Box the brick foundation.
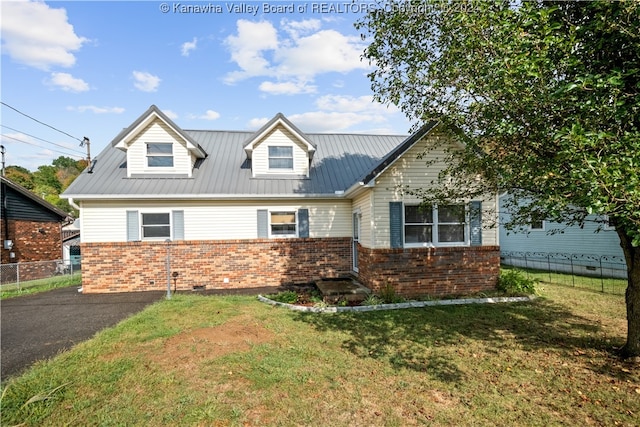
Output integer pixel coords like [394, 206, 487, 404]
[80, 238, 352, 293]
[357, 245, 500, 297]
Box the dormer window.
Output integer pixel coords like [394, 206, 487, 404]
[147, 143, 173, 167]
[268, 146, 293, 170]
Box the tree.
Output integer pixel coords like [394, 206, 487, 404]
[358, 0, 640, 358]
[5, 166, 34, 190]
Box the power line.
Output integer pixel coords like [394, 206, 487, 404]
[0, 134, 85, 159]
[1, 101, 84, 143]
[1, 125, 86, 156]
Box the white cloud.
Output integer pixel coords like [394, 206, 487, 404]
[288, 111, 379, 133]
[181, 37, 197, 57]
[1, 0, 87, 70]
[67, 105, 125, 114]
[132, 71, 161, 92]
[200, 110, 220, 120]
[247, 117, 269, 129]
[315, 95, 398, 114]
[49, 72, 89, 92]
[280, 18, 321, 38]
[224, 19, 368, 94]
[193, 110, 221, 120]
[246, 94, 401, 133]
[223, 20, 278, 83]
[259, 80, 316, 95]
[274, 30, 367, 79]
[162, 110, 178, 120]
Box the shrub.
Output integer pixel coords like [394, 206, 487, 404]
[361, 294, 384, 306]
[268, 291, 298, 304]
[497, 269, 537, 295]
[378, 284, 405, 304]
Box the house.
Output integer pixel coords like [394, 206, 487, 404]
[62, 105, 500, 295]
[499, 194, 625, 278]
[1, 176, 70, 280]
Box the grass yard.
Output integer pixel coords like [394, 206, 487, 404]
[1, 284, 639, 426]
[0, 273, 82, 299]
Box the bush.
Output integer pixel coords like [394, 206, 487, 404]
[378, 284, 405, 304]
[497, 269, 537, 295]
[268, 291, 298, 304]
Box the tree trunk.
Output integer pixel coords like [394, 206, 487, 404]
[617, 227, 640, 359]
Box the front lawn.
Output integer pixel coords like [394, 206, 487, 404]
[1, 284, 638, 426]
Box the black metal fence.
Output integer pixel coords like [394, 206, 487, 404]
[500, 251, 627, 295]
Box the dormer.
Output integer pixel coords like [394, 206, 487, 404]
[243, 113, 316, 178]
[111, 105, 207, 178]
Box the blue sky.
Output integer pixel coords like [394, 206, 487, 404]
[1, 0, 412, 171]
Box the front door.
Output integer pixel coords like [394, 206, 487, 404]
[352, 212, 360, 272]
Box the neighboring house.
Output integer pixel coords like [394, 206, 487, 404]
[1, 176, 70, 280]
[499, 194, 625, 277]
[62, 105, 500, 295]
[62, 220, 81, 270]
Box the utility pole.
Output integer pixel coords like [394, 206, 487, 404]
[80, 137, 91, 163]
[1, 145, 5, 176]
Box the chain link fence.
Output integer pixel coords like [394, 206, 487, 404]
[501, 251, 627, 295]
[0, 259, 81, 291]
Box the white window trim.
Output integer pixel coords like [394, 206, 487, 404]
[267, 145, 294, 171]
[140, 210, 173, 241]
[403, 203, 470, 248]
[528, 219, 546, 232]
[269, 209, 298, 238]
[146, 142, 174, 169]
[603, 215, 616, 231]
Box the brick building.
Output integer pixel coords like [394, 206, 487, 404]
[1, 176, 70, 267]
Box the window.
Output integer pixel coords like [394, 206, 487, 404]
[404, 204, 466, 246]
[404, 205, 433, 244]
[141, 213, 171, 239]
[529, 219, 545, 231]
[270, 211, 296, 236]
[437, 205, 466, 243]
[268, 146, 293, 169]
[147, 143, 173, 167]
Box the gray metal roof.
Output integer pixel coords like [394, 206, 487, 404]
[63, 121, 435, 199]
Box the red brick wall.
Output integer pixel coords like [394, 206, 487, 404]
[357, 245, 500, 297]
[80, 238, 352, 293]
[0, 219, 62, 264]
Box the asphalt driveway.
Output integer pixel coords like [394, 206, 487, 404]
[1, 287, 164, 379]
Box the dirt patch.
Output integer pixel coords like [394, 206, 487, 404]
[149, 315, 274, 370]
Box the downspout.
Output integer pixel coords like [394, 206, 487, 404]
[68, 198, 81, 211]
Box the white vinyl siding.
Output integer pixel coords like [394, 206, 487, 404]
[251, 127, 309, 177]
[79, 199, 352, 243]
[352, 190, 373, 248]
[125, 120, 195, 176]
[371, 132, 498, 248]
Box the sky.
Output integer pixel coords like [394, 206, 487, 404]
[0, 0, 413, 171]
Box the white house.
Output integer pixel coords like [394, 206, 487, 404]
[62, 105, 500, 295]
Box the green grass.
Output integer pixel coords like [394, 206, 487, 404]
[502, 265, 627, 295]
[1, 286, 638, 426]
[0, 273, 81, 299]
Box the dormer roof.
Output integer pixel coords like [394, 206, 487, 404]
[242, 113, 316, 160]
[111, 105, 207, 159]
